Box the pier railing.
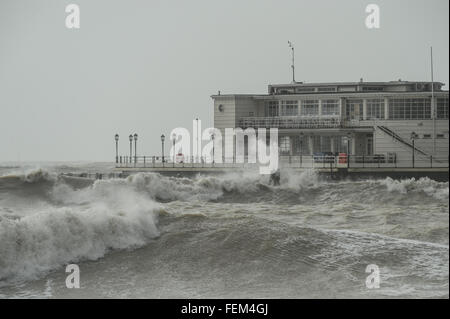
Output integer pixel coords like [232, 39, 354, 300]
[115, 155, 449, 169]
[239, 116, 345, 129]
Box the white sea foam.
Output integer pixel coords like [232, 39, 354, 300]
[377, 177, 449, 200]
[0, 176, 161, 283]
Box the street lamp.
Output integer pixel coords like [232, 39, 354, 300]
[211, 132, 215, 165]
[172, 133, 176, 167]
[410, 132, 418, 168]
[115, 134, 119, 164]
[134, 133, 138, 166]
[129, 134, 133, 164]
[161, 134, 165, 167]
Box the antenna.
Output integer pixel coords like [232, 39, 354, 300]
[288, 41, 295, 83]
[431, 46, 436, 155]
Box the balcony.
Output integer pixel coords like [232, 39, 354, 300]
[239, 116, 348, 129]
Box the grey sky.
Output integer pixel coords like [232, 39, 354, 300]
[0, 0, 448, 162]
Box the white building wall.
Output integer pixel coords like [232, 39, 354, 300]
[363, 119, 449, 163]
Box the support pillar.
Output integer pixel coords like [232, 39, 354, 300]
[384, 97, 389, 120]
[363, 99, 367, 120]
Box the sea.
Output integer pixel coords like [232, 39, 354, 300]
[0, 162, 448, 298]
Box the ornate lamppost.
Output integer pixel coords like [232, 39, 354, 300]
[115, 134, 119, 164]
[161, 134, 165, 167]
[129, 134, 133, 164]
[133, 133, 138, 166]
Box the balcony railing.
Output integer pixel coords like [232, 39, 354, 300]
[239, 116, 353, 129]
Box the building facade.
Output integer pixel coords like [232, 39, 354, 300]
[212, 80, 449, 164]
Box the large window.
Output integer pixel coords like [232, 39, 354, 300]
[346, 99, 363, 120]
[279, 136, 290, 155]
[389, 98, 431, 120]
[292, 135, 309, 155]
[266, 101, 279, 117]
[366, 99, 384, 120]
[322, 99, 339, 116]
[280, 100, 298, 116]
[333, 136, 346, 153]
[437, 97, 449, 119]
[301, 100, 319, 116]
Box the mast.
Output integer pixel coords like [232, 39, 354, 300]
[431, 46, 436, 155]
[288, 41, 295, 83]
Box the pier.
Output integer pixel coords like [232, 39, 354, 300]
[111, 155, 449, 181]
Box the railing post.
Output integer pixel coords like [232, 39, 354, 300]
[362, 155, 365, 168]
[430, 156, 433, 168]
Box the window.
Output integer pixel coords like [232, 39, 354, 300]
[266, 101, 279, 117]
[321, 136, 332, 152]
[301, 100, 319, 116]
[331, 136, 345, 153]
[338, 86, 356, 92]
[423, 134, 431, 139]
[389, 98, 431, 120]
[280, 100, 298, 116]
[296, 87, 315, 93]
[436, 134, 445, 139]
[312, 136, 321, 152]
[362, 87, 384, 92]
[317, 87, 336, 92]
[437, 97, 449, 119]
[292, 135, 308, 155]
[346, 99, 363, 120]
[322, 99, 339, 116]
[366, 99, 384, 119]
[279, 136, 290, 154]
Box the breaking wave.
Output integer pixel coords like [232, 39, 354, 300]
[0, 169, 161, 284]
[0, 167, 448, 297]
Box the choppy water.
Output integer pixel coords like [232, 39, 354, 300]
[0, 163, 448, 298]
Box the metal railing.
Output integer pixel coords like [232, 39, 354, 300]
[115, 154, 449, 169]
[239, 116, 346, 129]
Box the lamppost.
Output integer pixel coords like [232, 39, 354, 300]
[211, 132, 215, 165]
[129, 134, 133, 164]
[172, 133, 176, 167]
[410, 132, 418, 168]
[115, 134, 119, 164]
[161, 134, 165, 167]
[134, 133, 138, 166]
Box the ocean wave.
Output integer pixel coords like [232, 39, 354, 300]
[2, 169, 447, 205]
[376, 177, 449, 201]
[0, 176, 161, 284]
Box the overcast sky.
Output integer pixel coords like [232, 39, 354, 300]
[0, 0, 448, 162]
